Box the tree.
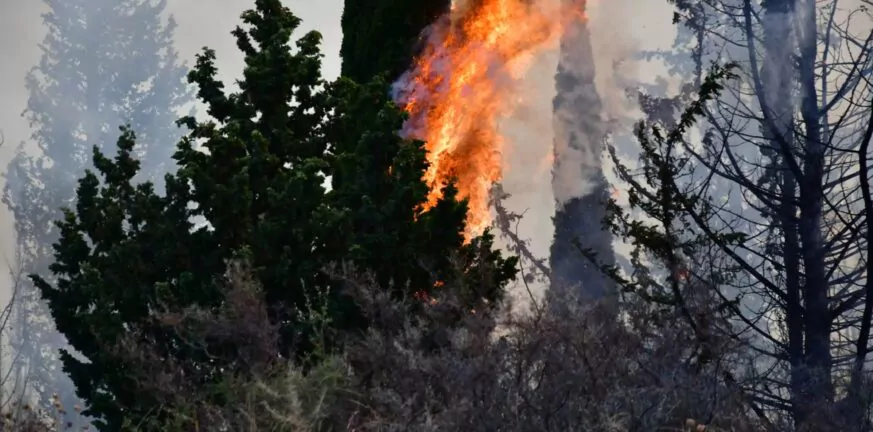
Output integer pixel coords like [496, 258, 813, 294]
[597, 63, 791, 428]
[32, 0, 516, 428]
[340, 0, 451, 83]
[335, 0, 514, 323]
[325, 77, 515, 312]
[2, 0, 191, 423]
[611, 0, 873, 426]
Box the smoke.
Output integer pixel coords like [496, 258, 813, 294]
[492, 0, 656, 311]
[392, 0, 663, 311]
[551, 0, 669, 205]
[505, 0, 640, 310]
[495, 45, 559, 313]
[550, 22, 607, 205]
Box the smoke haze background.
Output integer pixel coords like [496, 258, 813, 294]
[498, 0, 677, 310]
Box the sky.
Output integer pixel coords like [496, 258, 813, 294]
[171, 0, 345, 82]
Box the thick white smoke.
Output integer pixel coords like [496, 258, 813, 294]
[495, 0, 668, 312]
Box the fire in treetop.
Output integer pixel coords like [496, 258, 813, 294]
[394, 0, 587, 238]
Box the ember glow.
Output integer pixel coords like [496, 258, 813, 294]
[394, 0, 586, 238]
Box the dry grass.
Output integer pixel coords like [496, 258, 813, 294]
[325, 267, 762, 432]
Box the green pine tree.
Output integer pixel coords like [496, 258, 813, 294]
[32, 0, 516, 428]
[340, 0, 451, 82]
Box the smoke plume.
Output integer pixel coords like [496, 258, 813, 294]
[547, 0, 617, 310]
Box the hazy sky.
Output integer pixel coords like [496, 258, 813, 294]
[0, 0, 345, 311]
[0, 0, 343, 159]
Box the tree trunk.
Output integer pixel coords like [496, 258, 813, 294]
[796, 0, 833, 424]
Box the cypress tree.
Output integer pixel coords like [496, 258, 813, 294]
[337, 0, 514, 317]
[340, 0, 451, 82]
[337, 0, 516, 314]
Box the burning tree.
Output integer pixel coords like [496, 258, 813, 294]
[393, 0, 572, 238]
[359, 0, 620, 310]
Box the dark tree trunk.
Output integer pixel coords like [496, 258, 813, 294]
[796, 0, 833, 422]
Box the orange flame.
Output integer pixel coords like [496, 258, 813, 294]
[395, 0, 586, 238]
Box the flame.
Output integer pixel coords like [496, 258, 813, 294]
[395, 0, 586, 238]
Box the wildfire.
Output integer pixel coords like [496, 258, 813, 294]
[394, 0, 586, 238]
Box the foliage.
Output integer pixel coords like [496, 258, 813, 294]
[122, 261, 761, 432]
[339, 0, 451, 82]
[594, 56, 873, 429]
[578, 63, 801, 428]
[29, 0, 516, 428]
[644, 0, 873, 427]
[332, 268, 757, 432]
[593, 63, 744, 304]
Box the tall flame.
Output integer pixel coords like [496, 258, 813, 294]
[394, 0, 585, 238]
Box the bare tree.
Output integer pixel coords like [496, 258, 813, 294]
[611, 3, 873, 426]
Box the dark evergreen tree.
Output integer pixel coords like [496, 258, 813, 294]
[336, 0, 512, 319]
[340, 0, 450, 82]
[2, 0, 191, 422]
[32, 1, 516, 428]
[325, 76, 516, 317]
